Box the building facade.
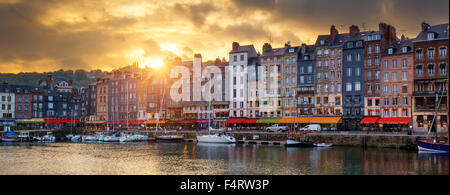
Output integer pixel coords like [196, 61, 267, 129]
[412, 22, 449, 134]
[297, 44, 316, 116]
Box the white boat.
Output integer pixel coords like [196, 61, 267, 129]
[104, 135, 121, 142]
[134, 134, 149, 141]
[313, 143, 333, 147]
[71, 135, 82, 142]
[209, 127, 226, 131]
[41, 132, 56, 142]
[66, 134, 74, 140]
[119, 134, 136, 142]
[197, 133, 236, 143]
[33, 136, 42, 141]
[82, 135, 98, 142]
[96, 134, 106, 141]
[18, 132, 32, 142]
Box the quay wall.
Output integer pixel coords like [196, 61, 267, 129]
[175, 131, 423, 150]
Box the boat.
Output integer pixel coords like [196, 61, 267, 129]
[66, 134, 74, 140]
[417, 139, 449, 153]
[156, 132, 184, 142]
[71, 135, 82, 142]
[416, 88, 449, 153]
[197, 133, 236, 143]
[285, 139, 314, 147]
[104, 134, 121, 142]
[18, 131, 32, 142]
[196, 89, 235, 144]
[2, 127, 18, 142]
[82, 135, 98, 142]
[313, 142, 333, 147]
[41, 132, 56, 142]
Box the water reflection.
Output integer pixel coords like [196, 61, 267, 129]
[0, 142, 448, 175]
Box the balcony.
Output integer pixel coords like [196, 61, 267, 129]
[413, 90, 447, 97]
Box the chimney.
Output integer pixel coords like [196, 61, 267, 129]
[285, 41, 291, 48]
[330, 25, 338, 43]
[401, 34, 405, 41]
[379, 22, 397, 46]
[232, 42, 240, 51]
[421, 22, 430, 32]
[46, 75, 52, 88]
[349, 25, 360, 36]
[262, 43, 272, 53]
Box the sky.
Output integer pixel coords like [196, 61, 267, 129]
[0, 0, 448, 73]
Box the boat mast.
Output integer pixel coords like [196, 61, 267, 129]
[427, 86, 445, 136]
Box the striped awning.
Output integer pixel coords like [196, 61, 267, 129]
[309, 117, 342, 124]
[360, 117, 379, 124]
[85, 121, 106, 124]
[377, 118, 411, 125]
[256, 117, 281, 124]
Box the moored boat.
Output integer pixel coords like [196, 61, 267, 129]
[313, 143, 333, 147]
[156, 134, 184, 142]
[417, 139, 449, 153]
[2, 127, 18, 142]
[285, 139, 314, 147]
[196, 133, 235, 143]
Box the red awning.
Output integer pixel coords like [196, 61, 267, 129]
[377, 118, 411, 125]
[360, 117, 379, 124]
[242, 118, 259, 124]
[225, 118, 246, 124]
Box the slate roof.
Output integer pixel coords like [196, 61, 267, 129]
[415, 23, 449, 41]
[229, 45, 258, 58]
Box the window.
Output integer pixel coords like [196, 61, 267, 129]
[416, 65, 424, 76]
[384, 98, 389, 105]
[402, 85, 408, 93]
[402, 97, 408, 105]
[440, 47, 447, 57]
[375, 58, 380, 66]
[347, 68, 352, 77]
[428, 48, 435, 59]
[367, 84, 372, 91]
[384, 110, 389, 117]
[392, 72, 397, 81]
[402, 47, 408, 53]
[440, 63, 447, 74]
[317, 97, 321, 104]
[402, 109, 408, 117]
[347, 42, 353, 48]
[347, 54, 352, 62]
[317, 49, 322, 56]
[368, 46, 372, 54]
[356, 68, 361, 76]
[367, 71, 372, 80]
[402, 59, 407, 68]
[384, 72, 389, 81]
[355, 82, 361, 91]
[368, 99, 372, 106]
[402, 71, 407, 80]
[384, 85, 389, 94]
[308, 66, 312, 73]
[392, 60, 397, 68]
[324, 49, 329, 56]
[384, 60, 388, 69]
[320, 40, 325, 45]
[428, 64, 435, 75]
[376, 71, 381, 80]
[356, 41, 362, 47]
[356, 54, 361, 61]
[346, 83, 352, 92]
[388, 48, 393, 54]
[416, 49, 423, 59]
[392, 85, 398, 94]
[427, 33, 435, 40]
[375, 45, 380, 53]
[392, 110, 398, 117]
[368, 58, 372, 66]
[337, 84, 341, 92]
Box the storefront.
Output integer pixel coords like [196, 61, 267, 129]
[376, 118, 411, 132]
[308, 117, 342, 131]
[360, 117, 380, 131]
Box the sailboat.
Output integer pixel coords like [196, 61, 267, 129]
[155, 77, 183, 142]
[196, 78, 235, 143]
[416, 85, 449, 153]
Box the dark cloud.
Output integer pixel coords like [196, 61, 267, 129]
[172, 2, 217, 26]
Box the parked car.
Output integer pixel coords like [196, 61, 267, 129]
[300, 124, 322, 131]
[266, 124, 289, 132]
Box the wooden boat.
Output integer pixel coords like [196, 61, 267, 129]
[417, 139, 449, 153]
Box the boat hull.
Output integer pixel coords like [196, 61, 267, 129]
[156, 135, 184, 142]
[196, 134, 236, 143]
[285, 139, 314, 147]
[417, 140, 449, 153]
[1, 138, 18, 142]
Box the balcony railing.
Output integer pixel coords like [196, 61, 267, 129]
[413, 90, 447, 96]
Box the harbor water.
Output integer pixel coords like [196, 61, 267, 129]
[0, 142, 448, 175]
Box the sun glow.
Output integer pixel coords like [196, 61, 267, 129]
[142, 58, 164, 69]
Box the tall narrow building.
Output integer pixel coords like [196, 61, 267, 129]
[282, 42, 300, 117]
[297, 44, 316, 116]
[260, 43, 284, 117]
[412, 22, 449, 134]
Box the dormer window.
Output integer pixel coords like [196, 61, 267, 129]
[356, 41, 362, 47]
[320, 40, 325, 45]
[427, 32, 435, 40]
[289, 48, 294, 53]
[303, 55, 309, 60]
[388, 48, 393, 54]
[402, 47, 408, 53]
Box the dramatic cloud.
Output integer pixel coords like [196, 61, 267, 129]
[0, 0, 448, 73]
